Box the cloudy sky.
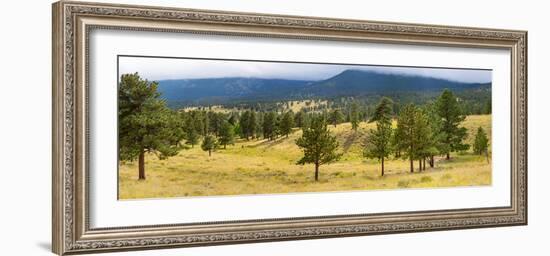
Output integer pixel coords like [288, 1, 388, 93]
[118, 56, 492, 83]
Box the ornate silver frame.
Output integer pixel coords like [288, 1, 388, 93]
[52, 1, 527, 255]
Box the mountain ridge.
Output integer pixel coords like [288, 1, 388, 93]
[156, 69, 491, 106]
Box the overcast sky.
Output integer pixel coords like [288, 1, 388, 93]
[118, 56, 492, 83]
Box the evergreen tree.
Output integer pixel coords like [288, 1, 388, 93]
[423, 103, 445, 167]
[435, 89, 470, 159]
[368, 97, 393, 123]
[328, 109, 345, 127]
[363, 120, 393, 176]
[280, 111, 295, 137]
[296, 116, 342, 181]
[118, 73, 185, 180]
[255, 112, 264, 139]
[248, 110, 257, 139]
[239, 111, 250, 139]
[219, 121, 235, 149]
[228, 113, 238, 126]
[263, 112, 277, 140]
[185, 124, 199, 148]
[363, 98, 394, 176]
[350, 101, 360, 131]
[395, 104, 421, 173]
[294, 110, 305, 128]
[473, 127, 489, 155]
[201, 135, 218, 156]
[414, 109, 437, 171]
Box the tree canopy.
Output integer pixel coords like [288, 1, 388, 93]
[118, 73, 185, 180]
[296, 116, 342, 181]
[435, 89, 470, 159]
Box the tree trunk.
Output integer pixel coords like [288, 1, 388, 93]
[208, 149, 211, 156]
[138, 150, 145, 180]
[314, 163, 319, 181]
[446, 152, 450, 160]
[422, 158, 426, 170]
[381, 157, 385, 176]
[410, 157, 414, 173]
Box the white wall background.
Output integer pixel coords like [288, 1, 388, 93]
[0, 0, 546, 255]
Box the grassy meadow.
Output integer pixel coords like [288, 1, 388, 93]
[118, 114, 492, 199]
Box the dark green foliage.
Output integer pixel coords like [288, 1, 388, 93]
[473, 127, 489, 155]
[435, 89, 470, 159]
[363, 121, 393, 176]
[422, 102, 446, 167]
[395, 104, 431, 173]
[368, 97, 393, 123]
[228, 113, 238, 126]
[294, 110, 306, 128]
[219, 121, 235, 149]
[296, 116, 342, 181]
[185, 124, 199, 148]
[328, 109, 345, 127]
[201, 135, 218, 156]
[118, 73, 185, 180]
[263, 112, 277, 140]
[239, 111, 251, 139]
[363, 98, 394, 176]
[350, 101, 360, 131]
[248, 110, 257, 139]
[280, 111, 295, 137]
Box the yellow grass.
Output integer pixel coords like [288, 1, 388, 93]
[119, 115, 492, 199]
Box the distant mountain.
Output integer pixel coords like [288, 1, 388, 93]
[157, 69, 491, 106]
[303, 69, 491, 97]
[157, 78, 312, 105]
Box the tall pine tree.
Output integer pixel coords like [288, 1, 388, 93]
[473, 126, 489, 155]
[363, 98, 393, 176]
[435, 89, 470, 159]
[296, 116, 342, 181]
[280, 111, 295, 137]
[118, 73, 185, 180]
[219, 121, 235, 149]
[328, 109, 345, 127]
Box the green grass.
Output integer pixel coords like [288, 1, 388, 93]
[119, 115, 492, 199]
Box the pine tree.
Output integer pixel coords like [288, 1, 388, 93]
[248, 110, 257, 139]
[395, 104, 421, 173]
[422, 103, 444, 168]
[185, 125, 199, 148]
[239, 111, 250, 140]
[363, 120, 393, 176]
[435, 89, 470, 159]
[228, 113, 238, 126]
[201, 135, 218, 156]
[328, 109, 345, 127]
[118, 73, 185, 180]
[363, 98, 394, 176]
[294, 110, 305, 128]
[369, 97, 393, 123]
[473, 127, 489, 155]
[219, 121, 235, 149]
[296, 116, 342, 181]
[263, 112, 277, 140]
[414, 109, 437, 171]
[280, 111, 295, 137]
[350, 101, 360, 131]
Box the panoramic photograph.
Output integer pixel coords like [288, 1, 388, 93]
[117, 56, 492, 200]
